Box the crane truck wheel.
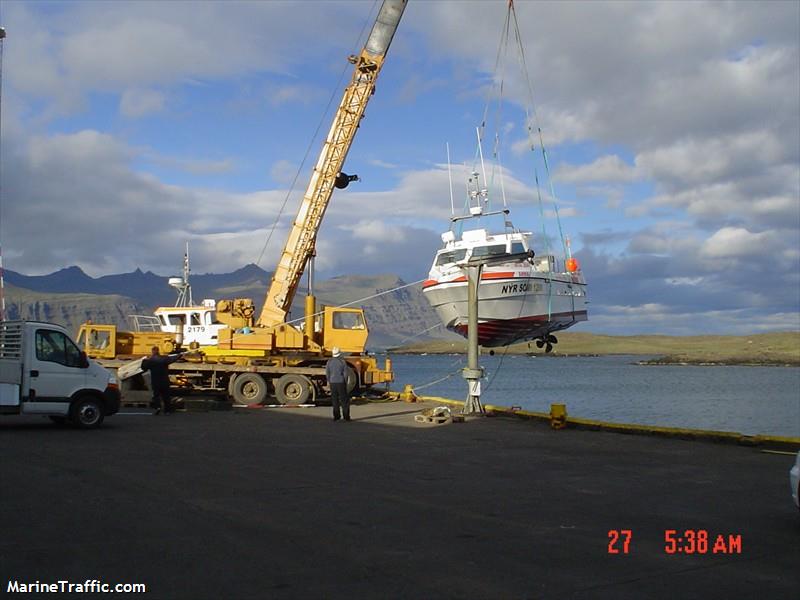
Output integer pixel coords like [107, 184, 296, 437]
[275, 374, 312, 405]
[345, 366, 360, 396]
[230, 373, 268, 406]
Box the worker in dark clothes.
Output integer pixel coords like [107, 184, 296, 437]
[326, 347, 350, 421]
[141, 346, 183, 415]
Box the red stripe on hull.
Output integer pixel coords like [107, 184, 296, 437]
[422, 271, 521, 289]
[452, 311, 587, 347]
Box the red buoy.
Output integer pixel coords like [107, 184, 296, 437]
[566, 257, 579, 272]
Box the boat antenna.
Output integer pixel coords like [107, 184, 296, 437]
[183, 242, 193, 306]
[169, 243, 193, 307]
[446, 142, 455, 218]
[495, 131, 509, 212]
[476, 127, 488, 206]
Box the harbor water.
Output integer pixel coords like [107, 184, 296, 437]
[384, 353, 800, 438]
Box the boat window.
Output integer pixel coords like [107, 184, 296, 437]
[471, 244, 507, 258]
[435, 249, 467, 266]
[511, 242, 526, 254]
[167, 315, 186, 326]
[190, 313, 202, 326]
[332, 311, 365, 330]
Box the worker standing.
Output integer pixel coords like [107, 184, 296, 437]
[142, 346, 183, 415]
[326, 347, 350, 421]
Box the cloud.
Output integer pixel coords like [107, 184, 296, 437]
[556, 155, 639, 184]
[269, 160, 299, 186]
[368, 159, 399, 169]
[3, 0, 369, 117]
[266, 83, 326, 107]
[635, 130, 789, 189]
[700, 227, 775, 259]
[314, 224, 439, 282]
[339, 220, 407, 243]
[2, 129, 292, 276]
[120, 88, 166, 117]
[143, 152, 235, 176]
[2, 0, 798, 337]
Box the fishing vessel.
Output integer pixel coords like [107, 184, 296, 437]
[422, 2, 587, 350]
[422, 179, 587, 349]
[128, 245, 232, 347]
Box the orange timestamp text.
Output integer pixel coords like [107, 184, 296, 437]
[607, 529, 743, 555]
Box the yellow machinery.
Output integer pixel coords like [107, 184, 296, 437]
[78, 0, 406, 405]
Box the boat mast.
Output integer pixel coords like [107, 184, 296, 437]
[446, 142, 455, 218]
[169, 243, 193, 308]
[476, 127, 488, 208]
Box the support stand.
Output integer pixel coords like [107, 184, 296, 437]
[462, 264, 485, 415]
[458, 248, 532, 416]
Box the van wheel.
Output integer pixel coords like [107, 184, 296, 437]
[71, 397, 105, 429]
[275, 374, 311, 405]
[231, 373, 267, 406]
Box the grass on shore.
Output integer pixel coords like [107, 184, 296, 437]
[390, 331, 800, 366]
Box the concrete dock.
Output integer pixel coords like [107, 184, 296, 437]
[1, 400, 798, 599]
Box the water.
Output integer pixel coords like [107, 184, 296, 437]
[383, 353, 800, 438]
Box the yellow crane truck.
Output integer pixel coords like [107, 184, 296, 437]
[77, 0, 407, 406]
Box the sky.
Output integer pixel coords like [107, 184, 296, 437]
[1, 0, 798, 336]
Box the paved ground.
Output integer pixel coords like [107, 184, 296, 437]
[1, 400, 798, 599]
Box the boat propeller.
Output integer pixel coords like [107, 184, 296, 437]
[535, 334, 558, 353]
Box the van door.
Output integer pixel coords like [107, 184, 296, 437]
[22, 328, 86, 415]
[0, 321, 23, 413]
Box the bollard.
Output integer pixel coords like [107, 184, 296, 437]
[550, 403, 567, 429]
[399, 384, 418, 403]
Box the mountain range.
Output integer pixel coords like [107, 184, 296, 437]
[2, 265, 449, 349]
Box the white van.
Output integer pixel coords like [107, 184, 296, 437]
[0, 320, 120, 428]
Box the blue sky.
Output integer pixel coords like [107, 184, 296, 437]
[1, 0, 798, 335]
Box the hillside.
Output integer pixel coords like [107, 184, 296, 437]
[2, 268, 446, 348]
[7, 265, 796, 361]
[3, 284, 147, 335]
[392, 332, 800, 366]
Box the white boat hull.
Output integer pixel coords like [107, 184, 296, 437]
[423, 274, 587, 347]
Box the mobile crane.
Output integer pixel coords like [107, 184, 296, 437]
[78, 0, 407, 405]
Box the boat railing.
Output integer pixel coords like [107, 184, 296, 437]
[128, 314, 162, 332]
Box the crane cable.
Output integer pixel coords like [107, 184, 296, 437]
[476, 2, 570, 395]
[509, 1, 568, 261]
[255, 0, 380, 268]
[284, 277, 426, 326]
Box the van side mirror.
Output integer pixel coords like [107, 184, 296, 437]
[80, 351, 90, 369]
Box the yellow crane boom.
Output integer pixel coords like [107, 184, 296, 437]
[258, 0, 407, 327]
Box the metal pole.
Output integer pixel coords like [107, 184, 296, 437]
[462, 264, 484, 414]
[0, 27, 6, 322]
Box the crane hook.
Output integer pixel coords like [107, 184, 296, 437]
[334, 172, 360, 189]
